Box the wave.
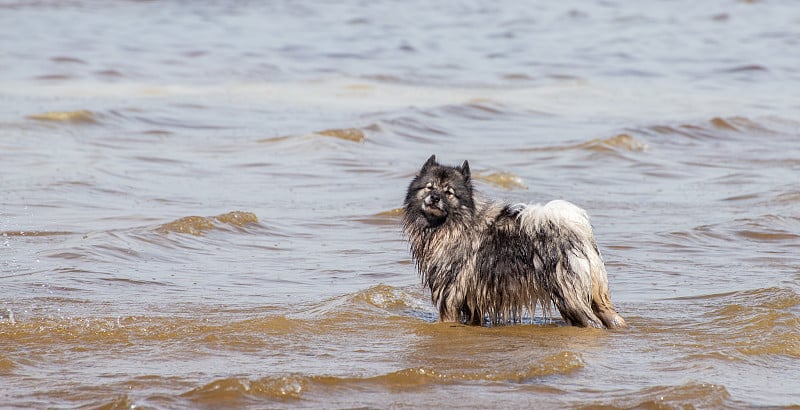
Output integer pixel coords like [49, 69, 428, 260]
[702, 287, 800, 358]
[6, 284, 794, 408]
[289, 284, 429, 323]
[517, 133, 648, 154]
[579, 133, 648, 152]
[0, 354, 15, 373]
[316, 128, 366, 143]
[353, 284, 427, 311]
[181, 351, 584, 405]
[181, 375, 306, 405]
[669, 287, 800, 360]
[87, 395, 138, 410]
[85, 375, 746, 409]
[0, 283, 564, 350]
[512, 116, 793, 159]
[0, 285, 422, 346]
[664, 215, 800, 247]
[26, 109, 98, 124]
[0, 230, 75, 237]
[158, 211, 259, 236]
[587, 382, 734, 409]
[259, 127, 367, 144]
[353, 208, 403, 226]
[33, 210, 264, 268]
[0, 311, 300, 350]
[636, 115, 795, 141]
[473, 171, 527, 190]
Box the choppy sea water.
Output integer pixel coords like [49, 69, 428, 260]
[1, 1, 799, 408]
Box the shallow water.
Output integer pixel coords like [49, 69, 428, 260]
[2, 1, 799, 408]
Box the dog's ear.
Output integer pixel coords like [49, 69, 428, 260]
[422, 154, 437, 171]
[460, 160, 471, 181]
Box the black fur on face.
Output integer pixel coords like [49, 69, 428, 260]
[404, 155, 475, 228]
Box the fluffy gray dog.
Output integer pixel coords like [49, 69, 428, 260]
[402, 155, 626, 328]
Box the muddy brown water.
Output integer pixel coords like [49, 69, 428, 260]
[1, 1, 799, 408]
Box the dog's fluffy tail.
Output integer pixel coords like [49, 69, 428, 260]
[516, 200, 626, 328]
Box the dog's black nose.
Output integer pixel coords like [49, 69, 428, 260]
[429, 192, 441, 202]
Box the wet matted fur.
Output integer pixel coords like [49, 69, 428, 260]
[402, 155, 626, 328]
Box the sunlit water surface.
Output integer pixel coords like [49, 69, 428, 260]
[1, 1, 799, 408]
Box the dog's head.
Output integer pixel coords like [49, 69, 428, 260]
[404, 155, 475, 227]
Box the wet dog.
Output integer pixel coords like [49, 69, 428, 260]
[402, 155, 626, 328]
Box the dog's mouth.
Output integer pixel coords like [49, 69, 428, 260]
[422, 197, 447, 217]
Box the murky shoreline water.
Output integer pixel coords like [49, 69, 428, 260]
[2, 1, 800, 408]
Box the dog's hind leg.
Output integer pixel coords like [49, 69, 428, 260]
[588, 253, 627, 328]
[551, 287, 604, 328]
[552, 251, 606, 328]
[592, 294, 626, 328]
[590, 273, 626, 328]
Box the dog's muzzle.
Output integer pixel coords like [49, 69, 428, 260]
[422, 193, 446, 216]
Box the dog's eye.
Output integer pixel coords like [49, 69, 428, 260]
[445, 188, 455, 197]
[424, 182, 433, 191]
